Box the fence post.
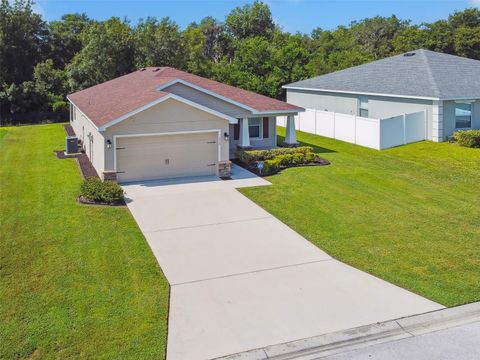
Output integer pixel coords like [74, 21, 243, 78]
[403, 113, 407, 144]
[424, 110, 427, 140]
[354, 115, 357, 145]
[333, 112, 336, 139]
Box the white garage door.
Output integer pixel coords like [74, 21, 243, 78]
[116, 132, 218, 183]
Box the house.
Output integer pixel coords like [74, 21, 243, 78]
[67, 67, 302, 183]
[284, 49, 480, 143]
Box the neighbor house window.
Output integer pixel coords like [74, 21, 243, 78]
[359, 97, 369, 118]
[248, 118, 262, 138]
[455, 102, 472, 129]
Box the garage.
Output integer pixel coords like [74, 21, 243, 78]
[115, 131, 219, 183]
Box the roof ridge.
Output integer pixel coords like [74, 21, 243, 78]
[419, 50, 441, 98]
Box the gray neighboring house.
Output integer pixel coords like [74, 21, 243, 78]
[284, 49, 480, 142]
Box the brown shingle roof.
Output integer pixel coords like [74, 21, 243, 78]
[68, 67, 302, 127]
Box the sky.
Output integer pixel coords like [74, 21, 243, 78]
[35, 0, 480, 33]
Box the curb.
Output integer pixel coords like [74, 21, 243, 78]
[215, 302, 480, 360]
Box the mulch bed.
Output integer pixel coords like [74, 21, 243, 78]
[232, 156, 330, 177]
[77, 195, 125, 207]
[77, 154, 99, 179]
[64, 124, 76, 137]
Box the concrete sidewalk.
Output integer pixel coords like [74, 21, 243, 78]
[122, 165, 442, 360]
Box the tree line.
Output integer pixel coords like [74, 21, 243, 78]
[1, 0, 480, 125]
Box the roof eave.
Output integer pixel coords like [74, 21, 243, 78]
[283, 86, 440, 101]
[98, 93, 238, 131]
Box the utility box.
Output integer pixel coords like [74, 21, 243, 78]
[66, 136, 78, 154]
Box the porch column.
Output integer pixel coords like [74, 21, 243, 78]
[284, 115, 299, 146]
[238, 117, 251, 149]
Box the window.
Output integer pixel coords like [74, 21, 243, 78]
[248, 118, 262, 138]
[455, 102, 472, 129]
[70, 103, 73, 122]
[359, 97, 369, 118]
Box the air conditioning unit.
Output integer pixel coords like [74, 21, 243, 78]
[66, 136, 79, 154]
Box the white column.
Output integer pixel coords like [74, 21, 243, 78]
[285, 115, 298, 145]
[238, 117, 251, 148]
[432, 100, 444, 142]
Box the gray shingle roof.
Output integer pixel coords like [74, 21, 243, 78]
[284, 49, 480, 100]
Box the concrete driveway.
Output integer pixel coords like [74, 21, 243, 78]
[122, 164, 442, 360]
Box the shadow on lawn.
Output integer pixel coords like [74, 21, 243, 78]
[277, 135, 336, 154]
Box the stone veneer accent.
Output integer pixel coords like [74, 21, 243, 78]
[218, 161, 231, 178]
[102, 171, 117, 182]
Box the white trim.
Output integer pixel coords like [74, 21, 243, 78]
[99, 93, 237, 131]
[113, 129, 222, 175]
[248, 117, 263, 140]
[66, 97, 102, 132]
[157, 78, 258, 113]
[283, 86, 440, 101]
[158, 78, 303, 116]
[252, 109, 304, 115]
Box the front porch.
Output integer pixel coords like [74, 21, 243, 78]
[228, 115, 298, 159]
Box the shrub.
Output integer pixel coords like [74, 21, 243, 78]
[236, 146, 315, 165]
[454, 130, 480, 148]
[80, 178, 124, 204]
[262, 158, 281, 174]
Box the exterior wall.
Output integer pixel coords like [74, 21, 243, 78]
[69, 104, 106, 175]
[287, 89, 358, 115]
[287, 89, 435, 140]
[164, 83, 252, 118]
[443, 99, 480, 138]
[104, 98, 230, 171]
[228, 117, 276, 153]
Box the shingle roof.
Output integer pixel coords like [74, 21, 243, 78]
[68, 67, 302, 127]
[284, 49, 480, 100]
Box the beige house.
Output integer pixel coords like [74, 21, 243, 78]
[67, 67, 302, 183]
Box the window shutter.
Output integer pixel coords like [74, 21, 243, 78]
[263, 117, 269, 138]
[234, 123, 240, 140]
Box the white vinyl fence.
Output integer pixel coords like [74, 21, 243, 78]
[278, 109, 426, 150]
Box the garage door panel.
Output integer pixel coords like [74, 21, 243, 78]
[116, 132, 218, 183]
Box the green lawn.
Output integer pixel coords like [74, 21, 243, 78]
[240, 128, 480, 307]
[0, 124, 169, 359]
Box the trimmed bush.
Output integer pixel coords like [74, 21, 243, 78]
[454, 130, 480, 148]
[262, 158, 281, 174]
[236, 146, 315, 165]
[80, 178, 124, 204]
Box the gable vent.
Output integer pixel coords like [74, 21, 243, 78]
[403, 52, 416, 57]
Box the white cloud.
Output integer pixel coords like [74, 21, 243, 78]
[469, 0, 480, 7]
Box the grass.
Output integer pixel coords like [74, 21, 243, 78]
[0, 124, 169, 359]
[240, 128, 480, 307]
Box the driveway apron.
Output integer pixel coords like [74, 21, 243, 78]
[122, 165, 443, 360]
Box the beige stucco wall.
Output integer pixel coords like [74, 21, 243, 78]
[69, 104, 106, 175]
[164, 82, 252, 118]
[104, 98, 230, 171]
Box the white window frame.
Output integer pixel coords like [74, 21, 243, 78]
[358, 96, 369, 118]
[454, 101, 473, 130]
[248, 117, 263, 139]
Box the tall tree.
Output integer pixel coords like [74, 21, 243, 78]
[351, 15, 409, 58]
[48, 13, 92, 68]
[67, 17, 134, 91]
[0, 0, 48, 85]
[225, 0, 274, 39]
[134, 17, 185, 69]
